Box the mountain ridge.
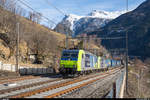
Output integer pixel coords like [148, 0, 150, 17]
[54, 10, 126, 37]
[88, 0, 150, 59]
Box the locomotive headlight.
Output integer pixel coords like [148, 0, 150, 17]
[61, 64, 65, 67]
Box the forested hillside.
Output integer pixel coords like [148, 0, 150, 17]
[89, 0, 150, 60]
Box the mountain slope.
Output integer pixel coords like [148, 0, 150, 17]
[88, 0, 150, 59]
[0, 6, 67, 67]
[54, 10, 125, 37]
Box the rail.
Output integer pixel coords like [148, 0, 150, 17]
[45, 68, 121, 98]
[0, 76, 41, 84]
[11, 68, 121, 98]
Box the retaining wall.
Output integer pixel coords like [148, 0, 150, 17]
[0, 61, 54, 75]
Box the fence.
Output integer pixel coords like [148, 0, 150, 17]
[105, 68, 126, 98]
[0, 61, 54, 75]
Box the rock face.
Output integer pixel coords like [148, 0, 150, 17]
[88, 0, 150, 59]
[54, 10, 125, 37]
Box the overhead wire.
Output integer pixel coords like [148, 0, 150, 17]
[16, 0, 57, 26]
[44, 0, 67, 17]
[29, 0, 127, 48]
[25, 0, 126, 58]
[44, 0, 127, 57]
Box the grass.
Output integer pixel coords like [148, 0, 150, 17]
[20, 17, 66, 42]
[124, 62, 150, 98]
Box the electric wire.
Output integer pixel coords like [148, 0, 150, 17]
[16, 0, 57, 26]
[44, 0, 67, 16]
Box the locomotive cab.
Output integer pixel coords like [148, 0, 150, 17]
[59, 50, 79, 76]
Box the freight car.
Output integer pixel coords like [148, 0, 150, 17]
[59, 49, 121, 77]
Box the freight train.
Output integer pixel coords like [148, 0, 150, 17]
[59, 49, 122, 77]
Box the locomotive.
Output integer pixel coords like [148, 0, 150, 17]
[59, 49, 121, 77]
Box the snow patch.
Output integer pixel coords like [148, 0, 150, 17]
[65, 14, 83, 30]
[64, 10, 126, 31]
[88, 10, 126, 19]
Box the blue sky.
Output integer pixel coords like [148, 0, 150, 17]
[19, 0, 146, 27]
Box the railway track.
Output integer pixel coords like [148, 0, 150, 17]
[34, 68, 122, 98]
[0, 75, 41, 84]
[9, 67, 122, 98]
[10, 75, 101, 98]
[45, 73, 116, 98]
[45, 68, 122, 98]
[0, 78, 62, 94]
[0, 76, 21, 81]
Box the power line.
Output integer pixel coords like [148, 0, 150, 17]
[44, 0, 67, 16]
[125, 0, 129, 95]
[68, 36, 126, 40]
[43, 0, 127, 59]
[108, 48, 126, 51]
[19, 0, 57, 25]
[43, 0, 80, 37]
[16, 22, 20, 75]
[17, 0, 57, 26]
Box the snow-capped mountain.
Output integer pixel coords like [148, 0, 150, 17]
[89, 0, 150, 59]
[88, 10, 126, 19]
[64, 14, 83, 31]
[54, 10, 126, 36]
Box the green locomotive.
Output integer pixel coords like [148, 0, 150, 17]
[59, 49, 121, 77]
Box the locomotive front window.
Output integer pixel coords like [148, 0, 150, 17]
[61, 50, 79, 61]
[71, 53, 78, 58]
[62, 53, 78, 58]
[63, 53, 70, 57]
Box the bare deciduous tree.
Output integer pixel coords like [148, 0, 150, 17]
[28, 11, 42, 24]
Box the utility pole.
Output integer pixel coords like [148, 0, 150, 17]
[87, 37, 89, 50]
[84, 37, 86, 49]
[64, 24, 68, 49]
[16, 22, 20, 75]
[126, 0, 129, 94]
[48, 21, 52, 29]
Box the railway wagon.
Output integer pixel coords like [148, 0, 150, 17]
[105, 59, 112, 68]
[116, 60, 121, 66]
[111, 60, 116, 67]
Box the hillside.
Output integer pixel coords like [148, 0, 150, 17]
[0, 6, 66, 69]
[0, 5, 109, 72]
[88, 0, 150, 60]
[124, 59, 150, 98]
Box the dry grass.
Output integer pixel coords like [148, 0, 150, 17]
[124, 60, 150, 98]
[0, 39, 10, 59]
[0, 7, 67, 69]
[19, 17, 66, 42]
